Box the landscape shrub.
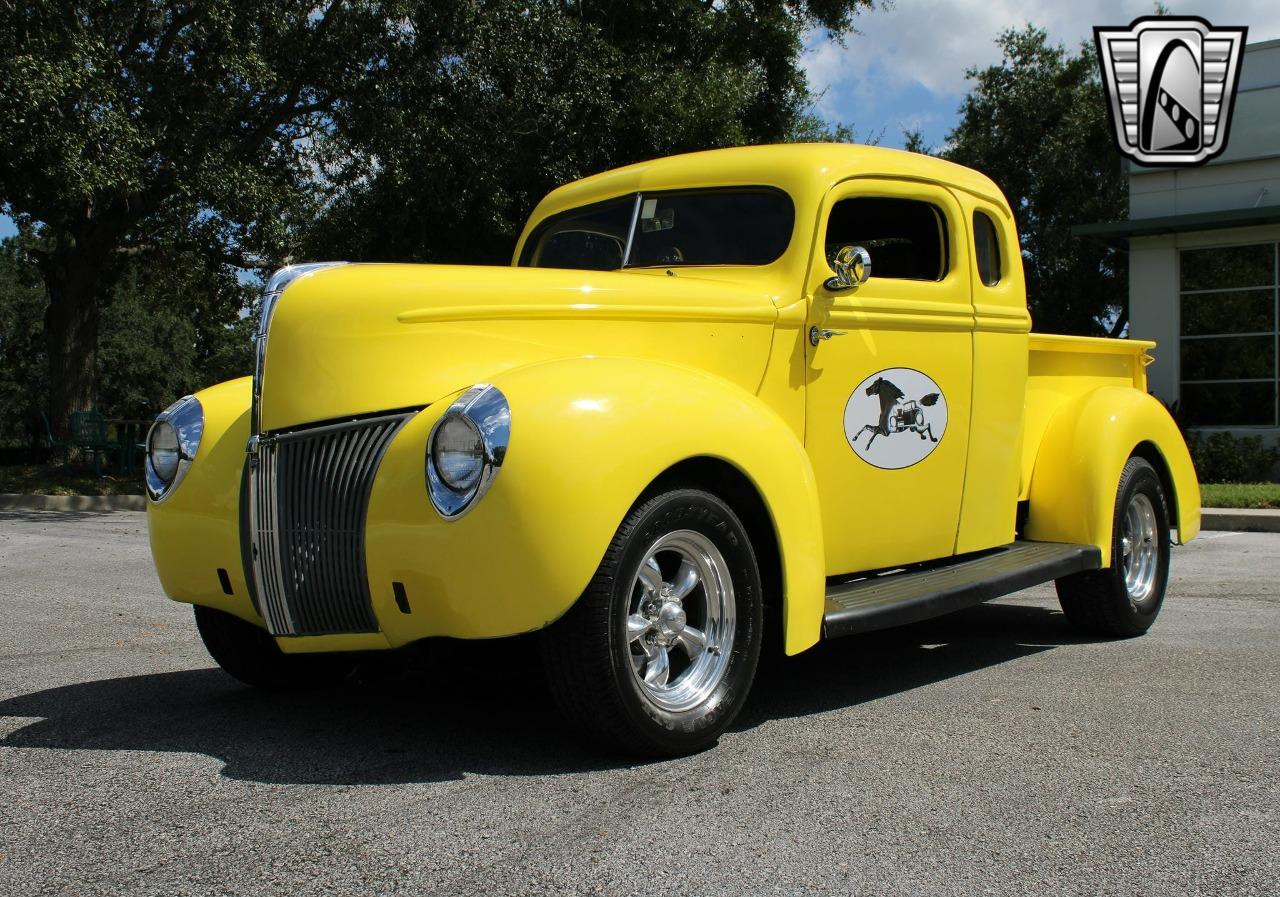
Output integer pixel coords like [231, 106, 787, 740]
[1186, 431, 1280, 484]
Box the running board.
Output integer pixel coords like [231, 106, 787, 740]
[823, 541, 1102, 639]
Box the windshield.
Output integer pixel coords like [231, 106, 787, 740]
[519, 189, 794, 271]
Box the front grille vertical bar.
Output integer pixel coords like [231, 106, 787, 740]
[323, 425, 361, 633]
[332, 424, 378, 630]
[314, 431, 342, 634]
[280, 436, 303, 629]
[262, 445, 282, 631]
[311, 428, 348, 633]
[318, 429, 349, 633]
[297, 429, 322, 628]
[264, 443, 294, 634]
[326, 428, 354, 627]
[253, 446, 273, 630]
[252, 443, 281, 634]
[263, 441, 282, 631]
[357, 421, 399, 621]
[345, 425, 380, 628]
[269, 443, 293, 634]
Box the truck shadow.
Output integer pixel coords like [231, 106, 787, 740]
[0, 600, 1086, 785]
[733, 599, 1073, 729]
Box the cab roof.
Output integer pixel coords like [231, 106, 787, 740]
[532, 143, 1010, 221]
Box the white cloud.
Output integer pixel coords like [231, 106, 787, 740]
[807, 0, 1280, 123]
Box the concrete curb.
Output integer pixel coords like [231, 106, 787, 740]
[1202, 507, 1280, 533]
[1, 495, 1276, 531]
[0, 493, 146, 512]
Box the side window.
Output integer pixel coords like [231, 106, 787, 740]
[536, 231, 623, 270]
[973, 211, 1002, 287]
[519, 196, 633, 270]
[825, 197, 947, 281]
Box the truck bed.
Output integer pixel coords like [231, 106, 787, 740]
[1019, 333, 1154, 502]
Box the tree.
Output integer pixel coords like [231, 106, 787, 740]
[0, 235, 254, 447]
[910, 26, 1128, 336]
[94, 258, 256, 421]
[0, 238, 47, 446]
[0, 1, 412, 430]
[305, 0, 873, 264]
[1, 1, 871, 432]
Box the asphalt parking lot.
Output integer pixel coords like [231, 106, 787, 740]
[1, 510, 1276, 896]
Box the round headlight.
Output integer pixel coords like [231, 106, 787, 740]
[145, 395, 204, 502]
[148, 421, 181, 483]
[425, 384, 510, 520]
[431, 413, 484, 492]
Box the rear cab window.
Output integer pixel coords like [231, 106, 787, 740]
[973, 211, 1002, 287]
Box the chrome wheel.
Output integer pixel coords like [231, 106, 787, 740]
[1121, 492, 1159, 604]
[625, 530, 735, 713]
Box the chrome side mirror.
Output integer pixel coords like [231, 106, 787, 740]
[824, 245, 872, 292]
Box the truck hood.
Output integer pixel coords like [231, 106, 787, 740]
[258, 263, 781, 431]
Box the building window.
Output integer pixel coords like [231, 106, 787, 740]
[1179, 242, 1279, 427]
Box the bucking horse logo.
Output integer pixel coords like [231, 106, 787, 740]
[853, 376, 941, 449]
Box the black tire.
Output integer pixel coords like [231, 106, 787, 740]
[193, 605, 355, 690]
[1055, 457, 1171, 637]
[541, 488, 763, 757]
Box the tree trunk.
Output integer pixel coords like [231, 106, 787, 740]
[40, 251, 102, 437]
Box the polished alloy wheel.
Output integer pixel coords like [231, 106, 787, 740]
[1120, 492, 1159, 603]
[625, 530, 735, 712]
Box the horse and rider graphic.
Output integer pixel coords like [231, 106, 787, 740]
[852, 376, 941, 449]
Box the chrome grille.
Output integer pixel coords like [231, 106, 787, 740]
[249, 411, 412, 636]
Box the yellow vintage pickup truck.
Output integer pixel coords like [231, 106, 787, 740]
[146, 144, 1200, 756]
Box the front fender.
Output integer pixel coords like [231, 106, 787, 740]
[146, 377, 261, 625]
[1024, 387, 1200, 562]
[364, 356, 826, 655]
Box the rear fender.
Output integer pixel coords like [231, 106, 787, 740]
[1025, 387, 1200, 563]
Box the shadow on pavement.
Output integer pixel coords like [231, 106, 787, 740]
[734, 599, 1081, 729]
[0, 600, 1087, 784]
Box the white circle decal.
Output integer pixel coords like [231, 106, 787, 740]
[843, 367, 948, 470]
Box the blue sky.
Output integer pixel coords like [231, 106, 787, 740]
[4, 2, 1278, 239]
[806, 0, 1280, 150]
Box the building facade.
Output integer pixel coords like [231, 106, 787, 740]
[1080, 38, 1280, 440]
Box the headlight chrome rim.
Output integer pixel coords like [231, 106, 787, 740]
[425, 384, 510, 520]
[146, 395, 204, 503]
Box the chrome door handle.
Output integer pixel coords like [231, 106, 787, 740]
[809, 325, 848, 347]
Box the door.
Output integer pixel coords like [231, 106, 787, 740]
[804, 178, 975, 576]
